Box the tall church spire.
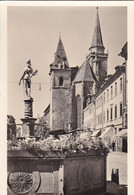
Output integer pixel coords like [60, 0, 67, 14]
[90, 7, 104, 50]
[87, 7, 108, 85]
[51, 36, 69, 69]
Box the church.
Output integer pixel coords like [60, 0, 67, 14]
[43, 7, 109, 134]
[43, 8, 127, 151]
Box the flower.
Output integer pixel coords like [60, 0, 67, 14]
[7, 131, 109, 156]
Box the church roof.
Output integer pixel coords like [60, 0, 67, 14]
[73, 60, 95, 83]
[91, 7, 104, 49]
[52, 36, 69, 68]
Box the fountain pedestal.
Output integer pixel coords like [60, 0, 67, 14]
[20, 98, 37, 138]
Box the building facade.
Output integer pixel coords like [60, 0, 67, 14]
[84, 43, 127, 151]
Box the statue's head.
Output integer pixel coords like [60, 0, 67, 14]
[27, 59, 31, 67]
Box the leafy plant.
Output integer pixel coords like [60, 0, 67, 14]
[7, 131, 109, 157]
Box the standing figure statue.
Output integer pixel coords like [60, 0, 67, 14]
[19, 60, 38, 99]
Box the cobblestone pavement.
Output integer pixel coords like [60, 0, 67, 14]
[107, 151, 127, 185]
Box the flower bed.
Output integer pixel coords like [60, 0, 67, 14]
[7, 131, 109, 157]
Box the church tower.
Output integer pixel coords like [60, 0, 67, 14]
[49, 36, 72, 134]
[87, 7, 108, 87]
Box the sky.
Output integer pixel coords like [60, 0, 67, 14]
[7, 6, 127, 124]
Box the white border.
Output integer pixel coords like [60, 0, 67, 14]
[0, 1, 133, 195]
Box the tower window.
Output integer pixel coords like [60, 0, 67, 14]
[59, 76, 63, 86]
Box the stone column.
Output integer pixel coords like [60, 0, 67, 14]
[20, 98, 37, 138]
[24, 99, 33, 118]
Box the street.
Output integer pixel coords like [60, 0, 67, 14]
[107, 151, 127, 185]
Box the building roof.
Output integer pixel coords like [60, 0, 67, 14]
[73, 60, 95, 83]
[52, 36, 69, 68]
[90, 7, 104, 49]
[71, 66, 79, 82]
[93, 65, 125, 99]
[118, 42, 127, 60]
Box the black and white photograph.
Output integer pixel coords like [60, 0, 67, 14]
[3, 3, 129, 195]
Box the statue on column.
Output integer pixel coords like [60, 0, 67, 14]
[19, 60, 38, 99]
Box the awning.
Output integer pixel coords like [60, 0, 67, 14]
[100, 127, 114, 139]
[113, 129, 127, 138]
[91, 130, 100, 137]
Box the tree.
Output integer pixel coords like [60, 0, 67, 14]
[35, 116, 50, 139]
[7, 115, 16, 140]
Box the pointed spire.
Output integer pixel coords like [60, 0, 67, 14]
[59, 32, 61, 41]
[52, 35, 69, 68]
[90, 7, 104, 49]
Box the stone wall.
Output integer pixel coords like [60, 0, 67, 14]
[51, 88, 72, 131]
[98, 57, 108, 84]
[7, 150, 106, 195]
[50, 69, 72, 131]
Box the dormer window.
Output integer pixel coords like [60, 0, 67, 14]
[59, 76, 63, 86]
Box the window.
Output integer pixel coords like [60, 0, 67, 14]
[97, 99, 98, 108]
[107, 89, 109, 101]
[115, 105, 117, 118]
[104, 92, 105, 103]
[100, 113, 102, 124]
[96, 64, 98, 74]
[120, 78, 122, 92]
[107, 109, 109, 121]
[103, 111, 105, 123]
[59, 76, 63, 86]
[111, 86, 113, 98]
[120, 102, 122, 116]
[115, 82, 117, 96]
[110, 107, 113, 120]
[100, 96, 102, 106]
[97, 115, 99, 125]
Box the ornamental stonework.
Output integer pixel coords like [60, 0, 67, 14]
[8, 172, 33, 194]
[78, 162, 94, 187]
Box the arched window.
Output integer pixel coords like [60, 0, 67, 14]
[59, 76, 63, 86]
